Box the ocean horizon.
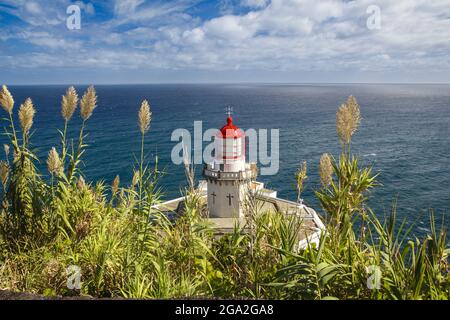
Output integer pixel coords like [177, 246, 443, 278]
[2, 83, 449, 236]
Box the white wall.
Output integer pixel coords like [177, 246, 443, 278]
[207, 180, 248, 218]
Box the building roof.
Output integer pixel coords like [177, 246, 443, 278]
[218, 116, 244, 139]
[155, 191, 325, 247]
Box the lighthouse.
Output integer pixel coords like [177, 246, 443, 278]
[202, 112, 257, 218]
[158, 112, 325, 248]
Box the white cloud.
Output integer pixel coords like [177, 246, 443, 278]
[182, 28, 205, 44]
[114, 0, 145, 17]
[241, 0, 269, 9]
[1, 0, 450, 81]
[113, 0, 195, 24]
[75, 1, 96, 15]
[6, 31, 82, 50]
[204, 15, 255, 40]
[24, 1, 42, 15]
[1, 0, 68, 26]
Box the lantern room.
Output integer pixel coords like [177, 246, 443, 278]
[214, 116, 245, 172]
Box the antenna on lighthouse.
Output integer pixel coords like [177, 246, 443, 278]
[225, 106, 233, 117]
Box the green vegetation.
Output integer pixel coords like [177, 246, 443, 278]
[0, 86, 448, 299]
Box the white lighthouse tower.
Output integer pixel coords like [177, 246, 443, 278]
[202, 111, 257, 218]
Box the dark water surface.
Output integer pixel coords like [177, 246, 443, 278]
[4, 84, 450, 236]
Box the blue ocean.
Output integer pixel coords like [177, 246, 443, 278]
[3, 84, 450, 236]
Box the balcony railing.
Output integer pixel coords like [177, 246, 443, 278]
[203, 165, 257, 181]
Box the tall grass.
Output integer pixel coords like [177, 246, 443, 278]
[273, 96, 449, 300]
[0, 86, 448, 299]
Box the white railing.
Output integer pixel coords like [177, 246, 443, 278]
[203, 167, 256, 180]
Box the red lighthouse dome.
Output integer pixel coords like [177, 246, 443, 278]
[219, 116, 244, 139]
[215, 115, 245, 167]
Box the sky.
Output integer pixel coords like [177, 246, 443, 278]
[0, 0, 450, 84]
